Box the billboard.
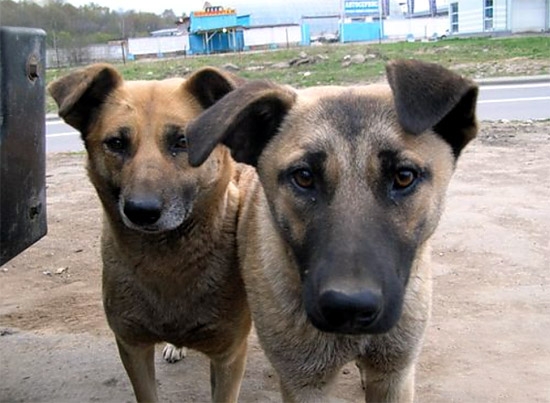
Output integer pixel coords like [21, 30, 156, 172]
[344, 0, 380, 16]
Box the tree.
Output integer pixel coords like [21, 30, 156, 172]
[0, 0, 178, 43]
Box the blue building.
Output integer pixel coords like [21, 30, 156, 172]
[188, 6, 250, 54]
[340, 0, 385, 43]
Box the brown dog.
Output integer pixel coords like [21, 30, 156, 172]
[48, 64, 251, 402]
[186, 59, 478, 402]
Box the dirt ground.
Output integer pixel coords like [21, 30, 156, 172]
[1, 120, 549, 402]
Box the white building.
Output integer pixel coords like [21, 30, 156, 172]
[243, 24, 301, 49]
[384, 16, 451, 39]
[127, 36, 190, 58]
[450, 0, 550, 34]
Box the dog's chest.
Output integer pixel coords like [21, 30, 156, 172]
[103, 227, 242, 348]
[106, 260, 241, 347]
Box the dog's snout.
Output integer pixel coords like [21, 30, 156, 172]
[123, 197, 163, 227]
[318, 289, 382, 331]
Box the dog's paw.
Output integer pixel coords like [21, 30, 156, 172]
[162, 343, 187, 363]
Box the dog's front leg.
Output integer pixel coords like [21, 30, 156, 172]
[356, 359, 415, 403]
[209, 337, 248, 403]
[115, 338, 158, 402]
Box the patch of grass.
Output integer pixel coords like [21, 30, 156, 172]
[45, 35, 549, 113]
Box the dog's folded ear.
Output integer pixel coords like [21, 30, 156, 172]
[184, 66, 246, 110]
[48, 63, 122, 136]
[386, 59, 478, 157]
[186, 80, 296, 167]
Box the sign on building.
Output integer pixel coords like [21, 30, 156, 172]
[344, 0, 380, 16]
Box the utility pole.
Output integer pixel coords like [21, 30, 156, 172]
[340, 0, 345, 42]
[378, 0, 383, 43]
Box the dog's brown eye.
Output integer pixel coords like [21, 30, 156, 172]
[169, 135, 187, 156]
[394, 169, 417, 189]
[292, 169, 314, 189]
[174, 135, 187, 151]
[104, 137, 127, 154]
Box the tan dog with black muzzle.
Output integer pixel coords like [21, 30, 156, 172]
[48, 64, 251, 402]
[186, 59, 478, 402]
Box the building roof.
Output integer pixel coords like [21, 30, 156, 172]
[150, 28, 184, 37]
[244, 23, 300, 29]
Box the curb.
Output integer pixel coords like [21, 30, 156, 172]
[476, 75, 550, 86]
[45, 113, 59, 121]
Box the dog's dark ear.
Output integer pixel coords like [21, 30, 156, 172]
[47, 63, 122, 136]
[386, 59, 478, 157]
[186, 80, 296, 167]
[184, 66, 246, 110]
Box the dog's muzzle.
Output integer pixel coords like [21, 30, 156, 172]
[119, 191, 191, 233]
[123, 196, 163, 227]
[308, 288, 384, 334]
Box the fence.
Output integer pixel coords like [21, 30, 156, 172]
[46, 43, 124, 68]
[46, 35, 190, 68]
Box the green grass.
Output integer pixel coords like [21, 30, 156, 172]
[46, 35, 550, 113]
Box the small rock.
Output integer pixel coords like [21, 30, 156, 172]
[222, 63, 240, 71]
[244, 65, 264, 71]
[272, 61, 290, 69]
[302, 71, 311, 77]
[42, 270, 52, 276]
[55, 267, 68, 275]
[1, 268, 8, 273]
[341, 61, 352, 68]
[288, 57, 301, 66]
[299, 51, 308, 59]
[293, 57, 314, 67]
[350, 54, 366, 64]
[0, 328, 17, 336]
[343, 54, 351, 61]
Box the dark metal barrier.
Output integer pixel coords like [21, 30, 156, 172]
[0, 27, 48, 266]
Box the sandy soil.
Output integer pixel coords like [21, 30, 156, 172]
[1, 120, 549, 402]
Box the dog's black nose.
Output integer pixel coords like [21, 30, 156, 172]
[123, 197, 162, 226]
[318, 289, 382, 330]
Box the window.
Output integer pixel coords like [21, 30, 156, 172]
[450, 3, 459, 33]
[484, 0, 494, 30]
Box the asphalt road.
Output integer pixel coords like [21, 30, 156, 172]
[476, 81, 550, 121]
[45, 79, 550, 153]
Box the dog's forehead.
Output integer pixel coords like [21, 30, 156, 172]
[98, 78, 202, 129]
[116, 78, 195, 109]
[297, 84, 393, 127]
[278, 84, 401, 154]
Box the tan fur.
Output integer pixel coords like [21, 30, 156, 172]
[186, 60, 478, 402]
[48, 64, 250, 402]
